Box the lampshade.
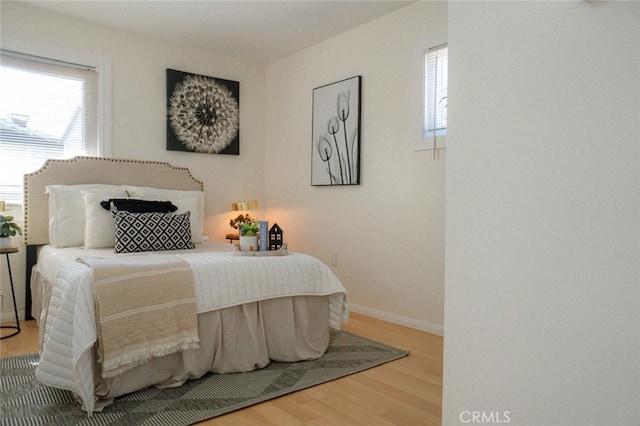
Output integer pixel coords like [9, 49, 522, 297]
[231, 200, 258, 211]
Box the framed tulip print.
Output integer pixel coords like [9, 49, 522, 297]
[311, 76, 361, 186]
[166, 68, 240, 155]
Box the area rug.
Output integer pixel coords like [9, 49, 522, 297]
[0, 329, 408, 425]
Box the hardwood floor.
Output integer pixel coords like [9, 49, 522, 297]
[0, 319, 39, 357]
[0, 313, 443, 425]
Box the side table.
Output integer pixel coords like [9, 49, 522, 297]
[0, 247, 20, 339]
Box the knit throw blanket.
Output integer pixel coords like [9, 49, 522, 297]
[78, 255, 200, 378]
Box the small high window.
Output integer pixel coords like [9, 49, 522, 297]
[417, 43, 448, 154]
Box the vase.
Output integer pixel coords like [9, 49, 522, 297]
[239, 235, 258, 252]
[0, 237, 11, 249]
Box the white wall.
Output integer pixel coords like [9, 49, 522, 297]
[1, 2, 267, 320]
[2, 2, 448, 334]
[444, 1, 640, 424]
[265, 1, 447, 333]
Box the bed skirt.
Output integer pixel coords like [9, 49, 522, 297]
[31, 267, 330, 411]
[91, 295, 330, 411]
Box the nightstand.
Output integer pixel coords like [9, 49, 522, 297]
[1, 247, 20, 339]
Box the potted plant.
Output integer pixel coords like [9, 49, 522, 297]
[238, 219, 260, 252]
[0, 215, 21, 249]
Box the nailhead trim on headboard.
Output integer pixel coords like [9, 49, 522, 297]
[23, 156, 204, 246]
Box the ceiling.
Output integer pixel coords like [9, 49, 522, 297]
[26, 1, 414, 64]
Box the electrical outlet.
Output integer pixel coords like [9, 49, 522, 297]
[330, 252, 338, 267]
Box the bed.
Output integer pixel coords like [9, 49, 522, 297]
[23, 156, 348, 414]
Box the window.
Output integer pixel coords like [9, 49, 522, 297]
[418, 43, 448, 152]
[0, 50, 106, 203]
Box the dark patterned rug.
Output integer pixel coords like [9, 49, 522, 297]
[0, 329, 408, 425]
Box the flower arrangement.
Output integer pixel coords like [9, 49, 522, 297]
[229, 213, 260, 236]
[0, 215, 22, 238]
[229, 213, 252, 230]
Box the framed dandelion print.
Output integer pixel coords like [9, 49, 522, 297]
[311, 75, 361, 185]
[166, 69, 239, 155]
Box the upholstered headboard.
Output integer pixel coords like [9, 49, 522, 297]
[23, 156, 203, 246]
[22, 156, 204, 320]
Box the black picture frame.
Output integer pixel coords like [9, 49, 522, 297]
[166, 68, 240, 155]
[311, 76, 361, 186]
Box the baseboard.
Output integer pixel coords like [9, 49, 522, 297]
[0, 308, 25, 323]
[1, 304, 444, 336]
[348, 303, 444, 336]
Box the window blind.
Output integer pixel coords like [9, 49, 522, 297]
[424, 44, 448, 138]
[0, 50, 99, 202]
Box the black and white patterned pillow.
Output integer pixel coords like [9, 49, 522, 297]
[113, 211, 195, 253]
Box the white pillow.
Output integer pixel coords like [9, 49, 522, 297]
[83, 191, 120, 249]
[124, 186, 205, 243]
[46, 184, 127, 247]
[172, 197, 204, 244]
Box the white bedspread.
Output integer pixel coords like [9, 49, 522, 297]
[36, 251, 348, 414]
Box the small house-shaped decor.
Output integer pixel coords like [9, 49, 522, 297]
[268, 223, 283, 251]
